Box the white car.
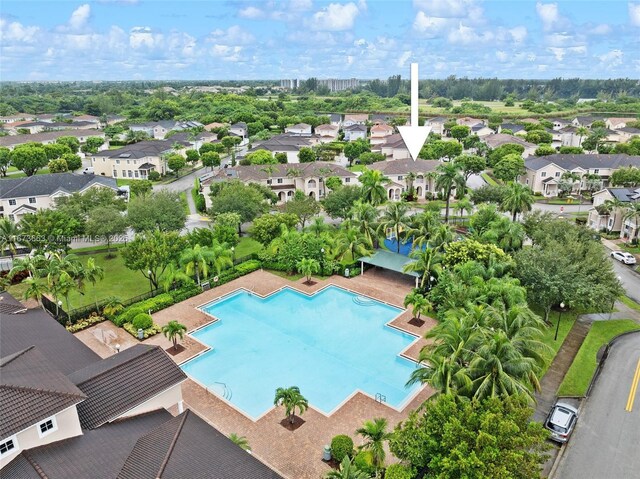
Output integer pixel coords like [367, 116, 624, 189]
[610, 251, 637, 265]
[545, 402, 579, 443]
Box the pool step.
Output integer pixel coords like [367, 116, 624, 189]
[211, 382, 233, 401]
[352, 295, 377, 306]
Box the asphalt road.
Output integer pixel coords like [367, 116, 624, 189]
[554, 333, 640, 479]
[609, 258, 640, 304]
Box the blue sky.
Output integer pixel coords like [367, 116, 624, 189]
[1, 0, 639, 81]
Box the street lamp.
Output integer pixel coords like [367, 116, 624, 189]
[147, 269, 152, 294]
[554, 302, 565, 341]
[115, 343, 120, 353]
[231, 246, 235, 262]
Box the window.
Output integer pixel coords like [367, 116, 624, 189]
[113, 170, 117, 177]
[555, 172, 561, 177]
[28, 197, 36, 204]
[541, 172, 547, 177]
[277, 178, 283, 184]
[126, 160, 130, 165]
[116, 159, 120, 165]
[398, 176, 403, 180]
[526, 179, 529, 185]
[102, 158, 105, 163]
[8, 215, 15, 222]
[266, 179, 272, 184]
[38, 417, 57, 438]
[594, 169, 599, 174]
[345, 178, 350, 183]
[121, 170, 126, 177]
[0, 436, 17, 457]
[134, 171, 139, 178]
[8, 199, 16, 206]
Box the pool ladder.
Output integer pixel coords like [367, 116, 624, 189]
[212, 381, 233, 401]
[375, 393, 386, 404]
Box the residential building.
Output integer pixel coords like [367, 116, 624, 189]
[0, 129, 105, 150]
[90, 139, 190, 179]
[521, 154, 640, 197]
[550, 118, 571, 130]
[343, 114, 368, 127]
[483, 134, 537, 157]
[557, 125, 585, 147]
[204, 122, 228, 131]
[202, 162, 356, 205]
[328, 113, 342, 127]
[285, 123, 312, 136]
[250, 134, 314, 163]
[605, 118, 637, 130]
[369, 123, 394, 146]
[425, 117, 449, 136]
[471, 123, 495, 138]
[105, 114, 126, 125]
[588, 187, 640, 237]
[572, 116, 602, 128]
[229, 122, 248, 138]
[376, 133, 410, 160]
[0, 113, 34, 124]
[617, 127, 640, 142]
[0, 173, 119, 222]
[129, 120, 203, 140]
[456, 117, 484, 128]
[370, 159, 440, 201]
[315, 124, 339, 142]
[344, 124, 367, 141]
[167, 130, 218, 151]
[498, 123, 526, 135]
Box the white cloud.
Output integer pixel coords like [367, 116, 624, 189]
[0, 18, 40, 43]
[509, 26, 527, 43]
[536, 2, 561, 30]
[208, 25, 254, 45]
[239, 6, 263, 19]
[129, 26, 161, 49]
[210, 44, 243, 62]
[598, 49, 623, 66]
[413, 12, 449, 36]
[413, 0, 480, 19]
[310, 2, 362, 31]
[589, 24, 611, 35]
[547, 45, 586, 61]
[69, 4, 91, 30]
[630, 3, 640, 26]
[447, 23, 494, 45]
[496, 50, 508, 62]
[397, 50, 412, 67]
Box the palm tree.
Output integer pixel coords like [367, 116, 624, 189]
[409, 210, 440, 250]
[160, 262, 193, 292]
[305, 216, 331, 237]
[404, 172, 416, 199]
[23, 277, 48, 310]
[229, 433, 251, 452]
[604, 198, 624, 232]
[274, 386, 309, 424]
[359, 168, 389, 206]
[208, 241, 234, 276]
[403, 247, 441, 288]
[435, 163, 465, 223]
[623, 203, 640, 242]
[103, 296, 124, 317]
[345, 201, 379, 247]
[335, 227, 372, 262]
[403, 291, 432, 320]
[261, 165, 278, 184]
[377, 202, 411, 253]
[355, 418, 392, 473]
[576, 126, 588, 146]
[430, 224, 454, 249]
[162, 320, 188, 351]
[501, 182, 534, 221]
[0, 218, 19, 259]
[83, 257, 105, 312]
[180, 244, 215, 284]
[325, 457, 369, 479]
[455, 197, 473, 219]
[297, 258, 320, 283]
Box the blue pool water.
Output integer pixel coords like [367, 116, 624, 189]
[384, 237, 423, 256]
[182, 286, 421, 419]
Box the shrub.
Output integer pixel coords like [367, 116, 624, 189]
[353, 451, 376, 476]
[113, 293, 175, 326]
[132, 312, 153, 330]
[123, 322, 162, 339]
[114, 306, 144, 326]
[384, 464, 416, 479]
[234, 260, 261, 275]
[66, 313, 106, 333]
[330, 435, 354, 462]
[148, 170, 161, 181]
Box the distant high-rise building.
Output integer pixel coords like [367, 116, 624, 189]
[279, 78, 359, 91]
[280, 79, 300, 89]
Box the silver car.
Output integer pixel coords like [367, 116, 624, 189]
[610, 251, 637, 265]
[545, 402, 579, 443]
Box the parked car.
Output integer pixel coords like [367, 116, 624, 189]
[545, 402, 579, 443]
[610, 250, 637, 265]
[82, 166, 94, 175]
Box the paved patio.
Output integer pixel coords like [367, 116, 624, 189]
[75, 269, 437, 479]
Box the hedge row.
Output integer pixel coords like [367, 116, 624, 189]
[113, 293, 176, 326]
[123, 322, 163, 339]
[66, 313, 107, 333]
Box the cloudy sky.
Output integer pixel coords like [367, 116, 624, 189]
[1, 0, 639, 81]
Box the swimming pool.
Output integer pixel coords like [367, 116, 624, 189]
[181, 285, 422, 420]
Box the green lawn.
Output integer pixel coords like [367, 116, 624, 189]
[536, 307, 578, 377]
[234, 237, 263, 258]
[480, 172, 499, 186]
[179, 191, 190, 215]
[558, 320, 640, 397]
[620, 295, 640, 312]
[621, 243, 640, 254]
[347, 165, 367, 172]
[4, 167, 51, 179]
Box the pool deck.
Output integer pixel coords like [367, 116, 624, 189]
[75, 268, 437, 479]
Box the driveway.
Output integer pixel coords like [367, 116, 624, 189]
[553, 332, 640, 479]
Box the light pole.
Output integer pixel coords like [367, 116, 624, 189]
[320, 248, 325, 274]
[147, 269, 152, 294]
[231, 246, 235, 263]
[554, 302, 565, 341]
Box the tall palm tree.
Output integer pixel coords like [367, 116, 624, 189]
[208, 240, 234, 276]
[623, 203, 640, 242]
[403, 291, 432, 320]
[403, 247, 441, 288]
[160, 262, 193, 292]
[455, 197, 473, 219]
[0, 218, 20, 259]
[335, 227, 372, 261]
[83, 257, 105, 312]
[501, 182, 534, 221]
[430, 224, 454, 249]
[229, 433, 251, 452]
[404, 172, 417, 199]
[359, 168, 389, 206]
[356, 418, 392, 474]
[297, 258, 320, 283]
[274, 386, 309, 424]
[23, 277, 48, 310]
[162, 320, 188, 351]
[435, 163, 465, 223]
[9, 254, 44, 279]
[325, 457, 369, 479]
[305, 216, 331, 237]
[345, 200, 379, 247]
[576, 126, 588, 147]
[377, 202, 411, 253]
[179, 244, 215, 284]
[409, 210, 440, 250]
[604, 197, 624, 232]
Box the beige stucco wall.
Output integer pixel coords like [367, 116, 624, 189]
[92, 155, 164, 178]
[116, 383, 183, 420]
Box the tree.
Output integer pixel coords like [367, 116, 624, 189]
[377, 203, 411, 253]
[325, 176, 343, 191]
[335, 227, 373, 261]
[128, 190, 186, 233]
[501, 182, 534, 221]
[246, 149, 277, 165]
[102, 296, 124, 317]
[559, 146, 584, 154]
[0, 147, 10, 177]
[162, 320, 187, 351]
[358, 152, 385, 165]
[275, 152, 288, 164]
[274, 386, 309, 424]
[435, 163, 465, 223]
[200, 142, 226, 155]
[493, 153, 525, 182]
[404, 247, 442, 289]
[221, 136, 242, 163]
[19, 209, 83, 253]
[344, 139, 370, 166]
[623, 203, 640, 242]
[55, 136, 80, 153]
[0, 218, 20, 258]
[450, 125, 471, 143]
[534, 144, 555, 156]
[359, 168, 389, 206]
[81, 136, 105, 154]
[297, 258, 320, 283]
[298, 147, 316, 163]
[61, 153, 82, 171]
[48, 158, 69, 173]
[322, 185, 363, 220]
[185, 149, 200, 166]
[419, 140, 463, 161]
[325, 457, 369, 479]
[284, 191, 320, 228]
[85, 206, 128, 257]
[356, 418, 392, 473]
[83, 257, 105, 311]
[166, 154, 186, 177]
[179, 244, 215, 284]
[453, 154, 486, 183]
[582, 127, 608, 153]
[9, 145, 48, 176]
[209, 182, 269, 233]
[442, 239, 511, 269]
[525, 130, 552, 144]
[610, 166, 640, 187]
[389, 395, 549, 478]
[229, 433, 251, 452]
[44, 143, 71, 160]
[122, 231, 186, 290]
[201, 151, 221, 170]
[129, 179, 153, 197]
[345, 200, 379, 247]
[22, 277, 48, 310]
[404, 291, 432, 320]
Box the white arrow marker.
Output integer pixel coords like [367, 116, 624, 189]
[398, 62, 431, 161]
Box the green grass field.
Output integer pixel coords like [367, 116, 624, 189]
[537, 307, 578, 377]
[480, 172, 499, 186]
[4, 167, 51, 179]
[558, 320, 640, 397]
[234, 237, 263, 258]
[620, 295, 640, 312]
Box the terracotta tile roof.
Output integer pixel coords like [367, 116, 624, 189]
[0, 347, 86, 438]
[118, 410, 283, 479]
[68, 345, 186, 430]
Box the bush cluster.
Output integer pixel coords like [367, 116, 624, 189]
[65, 313, 106, 333]
[132, 312, 153, 330]
[113, 293, 175, 326]
[123, 322, 162, 339]
[330, 435, 354, 462]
